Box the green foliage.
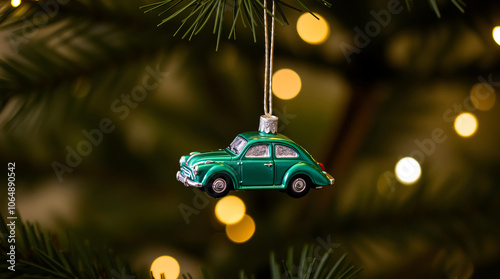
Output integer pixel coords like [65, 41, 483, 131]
[237, 245, 362, 279]
[140, 0, 331, 50]
[402, 0, 466, 17]
[426, 0, 466, 18]
[276, 245, 362, 279]
[0, 212, 135, 279]
[140, 0, 468, 49]
[181, 245, 362, 279]
[2, 212, 361, 279]
[0, 0, 172, 135]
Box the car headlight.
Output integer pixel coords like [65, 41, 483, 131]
[193, 165, 199, 176]
[179, 156, 186, 166]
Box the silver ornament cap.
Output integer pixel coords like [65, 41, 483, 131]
[259, 115, 279, 134]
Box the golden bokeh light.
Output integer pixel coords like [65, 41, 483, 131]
[215, 195, 246, 225]
[470, 83, 496, 111]
[493, 26, 500, 46]
[151, 256, 180, 279]
[272, 69, 302, 100]
[11, 0, 21, 7]
[454, 112, 478, 137]
[395, 157, 421, 185]
[225, 214, 255, 243]
[296, 13, 330, 45]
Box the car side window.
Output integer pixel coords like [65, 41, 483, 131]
[245, 144, 270, 158]
[275, 144, 298, 158]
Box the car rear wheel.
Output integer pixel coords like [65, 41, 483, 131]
[205, 174, 231, 198]
[287, 175, 310, 198]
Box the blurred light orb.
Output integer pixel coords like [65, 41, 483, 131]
[151, 256, 180, 279]
[297, 13, 330, 45]
[454, 112, 478, 137]
[11, 0, 21, 7]
[225, 214, 255, 243]
[272, 69, 302, 100]
[470, 83, 496, 111]
[493, 26, 500, 45]
[215, 195, 245, 225]
[395, 157, 421, 185]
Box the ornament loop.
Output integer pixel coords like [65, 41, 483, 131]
[259, 115, 279, 134]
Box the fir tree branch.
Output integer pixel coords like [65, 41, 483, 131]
[236, 244, 362, 279]
[3, 211, 362, 279]
[140, 0, 468, 49]
[140, 0, 331, 50]
[0, 212, 136, 279]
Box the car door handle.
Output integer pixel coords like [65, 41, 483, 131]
[264, 163, 273, 167]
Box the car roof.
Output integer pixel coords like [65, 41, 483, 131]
[239, 131, 297, 145]
[237, 132, 316, 162]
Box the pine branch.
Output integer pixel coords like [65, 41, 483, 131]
[237, 245, 362, 279]
[0, 0, 161, 94]
[0, 212, 136, 278]
[140, 0, 331, 50]
[0, 0, 164, 47]
[140, 0, 469, 49]
[0, 39, 169, 135]
[2, 211, 362, 279]
[0, 1, 174, 133]
[402, 0, 467, 17]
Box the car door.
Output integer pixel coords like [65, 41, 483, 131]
[273, 144, 300, 185]
[240, 143, 274, 186]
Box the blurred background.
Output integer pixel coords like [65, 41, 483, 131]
[1, 0, 500, 278]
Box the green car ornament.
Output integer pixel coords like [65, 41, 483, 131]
[176, 115, 334, 198]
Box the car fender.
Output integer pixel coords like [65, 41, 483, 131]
[201, 163, 239, 189]
[283, 162, 330, 187]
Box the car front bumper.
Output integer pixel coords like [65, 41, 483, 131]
[176, 171, 203, 188]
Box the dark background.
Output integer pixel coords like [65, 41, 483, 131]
[1, 0, 500, 278]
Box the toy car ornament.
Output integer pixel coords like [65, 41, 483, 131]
[176, 115, 335, 198]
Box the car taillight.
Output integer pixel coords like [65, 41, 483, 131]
[319, 162, 325, 171]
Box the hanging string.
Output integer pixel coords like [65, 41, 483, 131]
[268, 1, 275, 116]
[263, 0, 275, 116]
[263, 0, 269, 115]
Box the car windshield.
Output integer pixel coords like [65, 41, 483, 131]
[228, 136, 248, 155]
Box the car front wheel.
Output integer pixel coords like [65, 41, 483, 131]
[287, 175, 310, 198]
[205, 174, 231, 198]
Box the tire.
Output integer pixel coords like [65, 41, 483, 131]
[205, 174, 231, 198]
[286, 175, 310, 198]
